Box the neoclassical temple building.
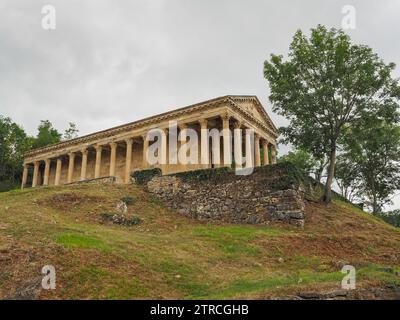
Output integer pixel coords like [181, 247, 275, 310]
[22, 95, 278, 188]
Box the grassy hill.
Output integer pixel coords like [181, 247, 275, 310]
[0, 183, 399, 299]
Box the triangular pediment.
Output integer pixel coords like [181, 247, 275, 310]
[229, 96, 277, 133]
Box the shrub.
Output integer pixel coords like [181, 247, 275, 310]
[132, 168, 162, 185]
[120, 196, 135, 206]
[100, 212, 141, 226]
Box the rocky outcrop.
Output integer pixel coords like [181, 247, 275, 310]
[138, 164, 306, 227]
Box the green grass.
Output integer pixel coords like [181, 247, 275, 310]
[0, 183, 399, 299]
[192, 225, 287, 257]
[56, 233, 112, 251]
[71, 266, 148, 299]
[209, 271, 344, 299]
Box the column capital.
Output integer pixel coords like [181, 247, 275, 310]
[179, 123, 188, 130]
[220, 112, 231, 121]
[233, 119, 242, 129]
[81, 148, 88, 155]
[68, 152, 75, 157]
[109, 142, 117, 148]
[44, 158, 51, 164]
[125, 137, 133, 144]
[95, 145, 103, 152]
[198, 118, 208, 128]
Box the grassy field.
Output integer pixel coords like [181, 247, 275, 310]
[0, 183, 399, 299]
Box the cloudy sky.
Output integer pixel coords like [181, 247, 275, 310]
[1, 0, 399, 208]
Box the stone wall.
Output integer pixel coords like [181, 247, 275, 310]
[137, 164, 306, 227]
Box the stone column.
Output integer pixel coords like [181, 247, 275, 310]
[43, 159, 51, 186]
[233, 121, 242, 169]
[221, 114, 231, 166]
[55, 158, 62, 186]
[179, 123, 188, 170]
[245, 129, 254, 168]
[80, 148, 88, 181]
[199, 119, 208, 168]
[254, 134, 261, 167]
[161, 129, 167, 174]
[142, 135, 149, 169]
[211, 129, 221, 167]
[125, 138, 133, 183]
[270, 144, 277, 164]
[32, 161, 40, 187]
[94, 145, 102, 179]
[262, 141, 269, 165]
[67, 152, 75, 183]
[109, 142, 117, 177]
[21, 164, 28, 189]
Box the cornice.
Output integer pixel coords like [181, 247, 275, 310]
[24, 95, 278, 160]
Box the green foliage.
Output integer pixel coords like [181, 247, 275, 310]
[0, 116, 32, 189]
[32, 120, 62, 149]
[264, 161, 307, 190]
[100, 212, 142, 226]
[337, 113, 400, 213]
[334, 155, 360, 202]
[175, 166, 234, 181]
[132, 168, 162, 185]
[264, 25, 400, 202]
[278, 149, 317, 177]
[374, 210, 400, 228]
[0, 180, 20, 192]
[63, 122, 79, 141]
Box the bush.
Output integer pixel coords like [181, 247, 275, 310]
[132, 168, 162, 185]
[100, 212, 142, 226]
[0, 180, 19, 192]
[176, 166, 234, 181]
[120, 196, 135, 206]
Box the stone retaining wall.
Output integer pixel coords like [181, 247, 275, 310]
[140, 165, 305, 227]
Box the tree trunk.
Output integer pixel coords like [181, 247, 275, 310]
[322, 147, 336, 203]
[372, 196, 378, 215]
[371, 180, 378, 214]
[315, 165, 323, 183]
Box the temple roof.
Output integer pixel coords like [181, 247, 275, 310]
[25, 95, 278, 158]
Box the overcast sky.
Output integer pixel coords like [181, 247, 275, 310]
[1, 0, 399, 208]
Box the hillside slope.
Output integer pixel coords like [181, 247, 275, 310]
[0, 183, 399, 299]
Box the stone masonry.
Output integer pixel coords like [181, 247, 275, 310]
[141, 165, 305, 227]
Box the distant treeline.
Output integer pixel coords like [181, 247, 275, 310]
[0, 116, 78, 191]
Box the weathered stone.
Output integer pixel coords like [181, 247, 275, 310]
[144, 167, 305, 227]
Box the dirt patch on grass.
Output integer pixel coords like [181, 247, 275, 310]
[41, 192, 104, 211]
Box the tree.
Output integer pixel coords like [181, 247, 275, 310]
[264, 25, 400, 203]
[375, 209, 400, 228]
[278, 149, 317, 178]
[32, 120, 62, 149]
[0, 116, 32, 190]
[335, 155, 360, 202]
[63, 122, 79, 140]
[339, 113, 400, 213]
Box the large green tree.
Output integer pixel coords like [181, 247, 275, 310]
[278, 149, 317, 178]
[0, 116, 32, 189]
[264, 25, 400, 202]
[338, 112, 400, 213]
[32, 120, 62, 149]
